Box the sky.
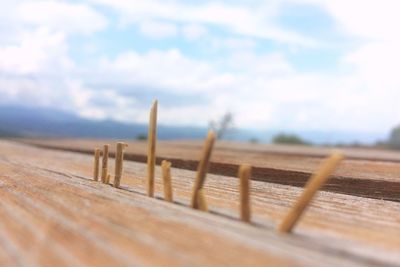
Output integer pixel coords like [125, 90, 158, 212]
[0, 0, 400, 135]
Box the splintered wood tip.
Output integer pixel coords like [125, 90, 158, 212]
[277, 151, 344, 233]
[330, 150, 344, 162]
[116, 141, 127, 147]
[207, 130, 216, 140]
[239, 164, 252, 173]
[162, 159, 171, 169]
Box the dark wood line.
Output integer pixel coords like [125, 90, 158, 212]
[24, 142, 400, 203]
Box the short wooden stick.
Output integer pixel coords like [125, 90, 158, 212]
[161, 160, 173, 202]
[278, 151, 344, 233]
[191, 131, 215, 210]
[147, 100, 158, 197]
[93, 148, 100, 181]
[239, 164, 252, 223]
[114, 142, 127, 188]
[101, 144, 109, 183]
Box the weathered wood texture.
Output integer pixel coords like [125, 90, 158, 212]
[20, 138, 400, 201]
[0, 140, 399, 266]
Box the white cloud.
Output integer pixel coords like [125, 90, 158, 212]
[89, 48, 335, 129]
[2, 0, 400, 136]
[182, 24, 208, 41]
[211, 37, 256, 51]
[17, 1, 108, 35]
[139, 20, 177, 39]
[88, 44, 400, 133]
[0, 28, 73, 74]
[313, 0, 400, 41]
[90, 0, 317, 46]
[97, 49, 215, 94]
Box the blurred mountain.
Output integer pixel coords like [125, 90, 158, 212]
[0, 128, 19, 137]
[0, 105, 208, 139]
[0, 105, 386, 144]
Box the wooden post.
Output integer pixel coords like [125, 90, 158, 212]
[191, 131, 215, 210]
[239, 164, 252, 223]
[114, 142, 128, 188]
[161, 160, 173, 202]
[101, 144, 109, 183]
[278, 151, 344, 233]
[147, 100, 158, 197]
[93, 148, 100, 181]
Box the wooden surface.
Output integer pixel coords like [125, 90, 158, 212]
[20, 138, 400, 202]
[0, 140, 399, 266]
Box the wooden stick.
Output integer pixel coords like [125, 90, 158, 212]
[197, 189, 208, 212]
[191, 131, 215, 210]
[106, 174, 111, 184]
[161, 160, 173, 202]
[238, 164, 252, 223]
[101, 144, 109, 183]
[147, 100, 158, 197]
[114, 142, 128, 188]
[93, 148, 100, 181]
[278, 151, 344, 233]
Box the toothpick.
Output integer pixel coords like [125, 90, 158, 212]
[161, 160, 173, 202]
[191, 131, 215, 210]
[278, 151, 344, 233]
[93, 148, 100, 181]
[147, 100, 158, 197]
[101, 144, 109, 183]
[197, 189, 208, 212]
[239, 164, 252, 223]
[114, 142, 128, 188]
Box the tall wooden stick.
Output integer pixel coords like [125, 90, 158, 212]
[278, 151, 344, 233]
[101, 144, 109, 183]
[147, 100, 158, 197]
[239, 164, 252, 223]
[191, 131, 215, 210]
[114, 142, 128, 188]
[161, 160, 173, 202]
[93, 148, 100, 181]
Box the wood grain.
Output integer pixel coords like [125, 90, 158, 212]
[20, 138, 400, 202]
[0, 140, 399, 266]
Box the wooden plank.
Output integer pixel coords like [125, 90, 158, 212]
[0, 140, 399, 266]
[19, 138, 400, 202]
